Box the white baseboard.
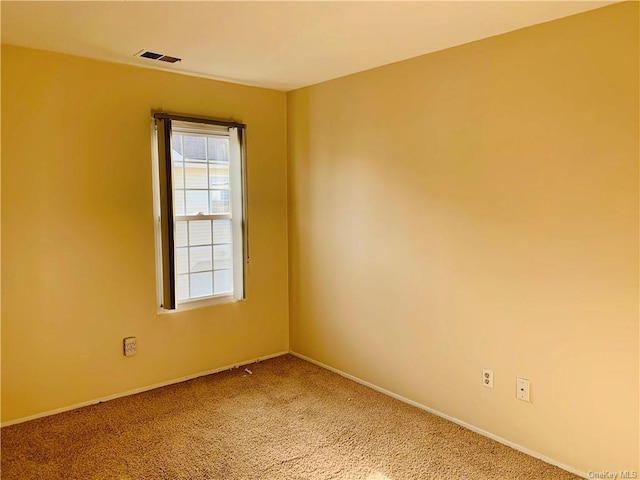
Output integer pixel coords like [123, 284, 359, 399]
[290, 351, 588, 479]
[0, 349, 589, 479]
[1, 351, 288, 428]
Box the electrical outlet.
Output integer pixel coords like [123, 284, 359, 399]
[482, 368, 493, 388]
[123, 337, 137, 356]
[516, 377, 530, 402]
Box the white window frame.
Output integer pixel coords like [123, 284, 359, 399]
[151, 113, 248, 312]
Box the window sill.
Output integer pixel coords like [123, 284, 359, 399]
[157, 294, 240, 314]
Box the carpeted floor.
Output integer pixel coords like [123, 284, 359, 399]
[1, 354, 578, 480]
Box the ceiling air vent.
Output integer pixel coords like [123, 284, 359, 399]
[135, 50, 182, 64]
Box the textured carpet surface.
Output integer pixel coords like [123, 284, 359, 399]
[1, 354, 578, 479]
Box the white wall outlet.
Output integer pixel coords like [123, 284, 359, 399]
[516, 377, 530, 402]
[482, 368, 493, 388]
[123, 337, 137, 356]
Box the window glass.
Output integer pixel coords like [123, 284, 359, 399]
[183, 135, 206, 161]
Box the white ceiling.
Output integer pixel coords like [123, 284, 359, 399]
[1, 1, 618, 91]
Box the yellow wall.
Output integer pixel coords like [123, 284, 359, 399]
[2, 2, 638, 475]
[1, 45, 289, 422]
[287, 3, 638, 474]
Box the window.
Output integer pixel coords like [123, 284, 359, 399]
[152, 113, 247, 310]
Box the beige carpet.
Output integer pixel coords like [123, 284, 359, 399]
[1, 354, 578, 479]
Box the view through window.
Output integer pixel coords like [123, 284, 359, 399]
[153, 115, 246, 310]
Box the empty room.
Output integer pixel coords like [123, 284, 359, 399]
[1, 1, 638, 479]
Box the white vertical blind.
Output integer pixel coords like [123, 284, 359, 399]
[229, 126, 245, 301]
